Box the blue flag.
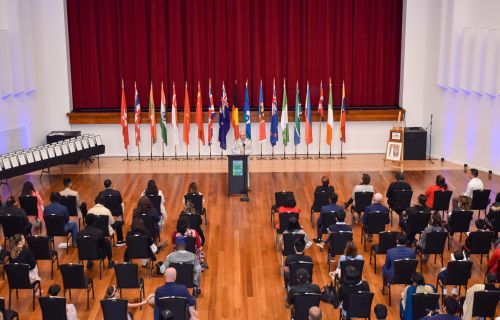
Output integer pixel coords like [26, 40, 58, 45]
[270, 79, 279, 146]
[244, 81, 251, 140]
[218, 83, 230, 150]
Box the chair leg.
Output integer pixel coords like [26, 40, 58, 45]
[388, 285, 392, 306]
[9, 289, 11, 309]
[374, 254, 377, 273]
[87, 288, 89, 310]
[69, 289, 72, 299]
[100, 260, 103, 279]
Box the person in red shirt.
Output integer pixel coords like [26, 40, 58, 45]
[487, 239, 500, 275]
[424, 175, 448, 208]
[276, 196, 301, 230]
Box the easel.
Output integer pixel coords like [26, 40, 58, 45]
[383, 111, 405, 172]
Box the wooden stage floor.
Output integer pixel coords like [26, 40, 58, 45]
[0, 155, 498, 319]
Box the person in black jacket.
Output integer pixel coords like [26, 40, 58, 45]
[0, 196, 32, 236]
[76, 214, 114, 268]
[97, 179, 124, 216]
[9, 234, 41, 285]
[124, 218, 159, 264]
[132, 196, 161, 239]
[399, 194, 431, 244]
[386, 172, 412, 213]
[314, 176, 335, 195]
[337, 265, 370, 316]
[287, 268, 321, 307]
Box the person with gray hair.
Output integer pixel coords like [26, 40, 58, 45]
[308, 306, 322, 320]
[362, 193, 390, 241]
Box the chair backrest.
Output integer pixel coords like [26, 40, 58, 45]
[407, 210, 432, 234]
[376, 231, 398, 253]
[493, 211, 500, 233]
[157, 297, 189, 320]
[274, 191, 295, 208]
[422, 231, 448, 254]
[146, 194, 162, 215]
[320, 211, 338, 233]
[471, 189, 491, 210]
[93, 214, 110, 236]
[392, 190, 413, 211]
[76, 235, 101, 261]
[5, 263, 32, 289]
[468, 231, 495, 254]
[100, 299, 129, 320]
[27, 236, 52, 260]
[449, 210, 473, 233]
[339, 259, 364, 283]
[60, 263, 87, 289]
[104, 195, 123, 216]
[18, 196, 38, 216]
[171, 262, 195, 288]
[289, 261, 314, 286]
[291, 292, 321, 320]
[114, 263, 140, 289]
[0, 214, 25, 238]
[60, 195, 78, 217]
[311, 191, 330, 211]
[432, 190, 452, 211]
[126, 234, 150, 259]
[364, 211, 388, 234]
[278, 212, 299, 233]
[472, 290, 500, 317]
[184, 236, 196, 254]
[135, 214, 155, 236]
[179, 213, 202, 230]
[328, 231, 353, 256]
[39, 296, 68, 320]
[354, 192, 374, 213]
[184, 193, 203, 213]
[392, 259, 418, 285]
[344, 291, 374, 318]
[282, 233, 305, 256]
[412, 293, 439, 319]
[445, 260, 473, 286]
[44, 214, 67, 237]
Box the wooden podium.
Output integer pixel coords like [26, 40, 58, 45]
[227, 154, 249, 196]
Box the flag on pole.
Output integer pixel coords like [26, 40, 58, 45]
[270, 78, 279, 146]
[218, 82, 230, 150]
[326, 78, 334, 145]
[183, 82, 191, 146]
[339, 80, 346, 143]
[120, 79, 129, 149]
[281, 79, 289, 146]
[231, 81, 239, 139]
[134, 81, 141, 146]
[258, 80, 266, 144]
[207, 79, 215, 145]
[171, 83, 179, 147]
[294, 81, 301, 145]
[195, 82, 205, 145]
[244, 80, 251, 140]
[160, 82, 168, 145]
[318, 81, 325, 120]
[305, 82, 313, 145]
[148, 82, 157, 144]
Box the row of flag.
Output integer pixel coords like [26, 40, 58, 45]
[120, 79, 347, 151]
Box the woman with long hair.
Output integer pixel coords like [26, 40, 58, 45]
[141, 179, 167, 225]
[282, 216, 312, 249]
[184, 181, 206, 206]
[10, 234, 41, 286]
[171, 216, 208, 270]
[133, 196, 161, 238]
[104, 284, 155, 320]
[424, 175, 448, 208]
[20, 181, 44, 221]
[330, 241, 364, 278]
[124, 218, 166, 265]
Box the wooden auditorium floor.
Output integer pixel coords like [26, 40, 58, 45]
[0, 155, 498, 319]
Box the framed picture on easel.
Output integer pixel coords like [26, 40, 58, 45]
[390, 130, 402, 141]
[386, 141, 403, 161]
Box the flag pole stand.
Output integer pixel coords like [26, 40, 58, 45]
[294, 145, 297, 159]
[123, 149, 132, 161]
[174, 146, 178, 161]
[220, 150, 223, 160]
[150, 142, 153, 161]
[209, 145, 212, 160]
[338, 142, 346, 160]
[186, 147, 188, 160]
[283, 146, 286, 160]
[272, 146, 274, 159]
[260, 144, 263, 160]
[318, 119, 322, 159]
[161, 143, 165, 161]
[136, 147, 144, 161]
[306, 145, 309, 159]
[329, 145, 332, 159]
[198, 140, 201, 160]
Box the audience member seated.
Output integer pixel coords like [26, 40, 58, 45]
[0, 196, 32, 236]
[452, 168, 483, 209]
[344, 173, 374, 211]
[487, 239, 500, 275]
[164, 237, 201, 291]
[77, 214, 115, 268]
[124, 218, 159, 266]
[330, 241, 363, 279]
[20, 181, 44, 222]
[462, 273, 499, 320]
[9, 234, 41, 285]
[416, 213, 445, 261]
[438, 249, 470, 295]
[43, 192, 78, 247]
[287, 268, 321, 307]
[314, 176, 335, 195]
[283, 238, 312, 288]
[362, 193, 390, 241]
[485, 192, 500, 230]
[278, 196, 301, 214]
[151, 267, 198, 320]
[337, 265, 370, 316]
[59, 178, 81, 217]
[399, 194, 431, 244]
[463, 219, 489, 252]
[424, 175, 448, 209]
[382, 233, 416, 293]
[98, 178, 125, 216]
[400, 272, 436, 320]
[315, 192, 344, 243]
[180, 201, 206, 245]
[308, 306, 322, 320]
[183, 182, 206, 206]
[423, 296, 461, 320]
[386, 172, 412, 215]
[104, 285, 155, 320]
[374, 304, 388, 320]
[88, 195, 125, 246]
[133, 196, 161, 239]
[171, 217, 207, 270]
[141, 179, 167, 224]
[317, 212, 352, 249]
[47, 284, 77, 320]
[283, 216, 312, 249]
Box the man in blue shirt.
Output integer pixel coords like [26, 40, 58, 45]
[382, 233, 415, 293]
[423, 296, 461, 319]
[152, 267, 198, 320]
[44, 192, 78, 246]
[315, 193, 344, 243]
[362, 193, 390, 241]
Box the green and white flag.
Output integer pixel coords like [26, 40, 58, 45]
[160, 82, 168, 145]
[280, 80, 289, 146]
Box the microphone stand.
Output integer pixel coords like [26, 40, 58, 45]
[427, 114, 434, 164]
[240, 140, 249, 202]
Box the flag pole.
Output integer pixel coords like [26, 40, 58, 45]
[283, 145, 286, 160]
[329, 144, 332, 159]
[138, 145, 141, 161]
[150, 139, 153, 160]
[318, 118, 322, 159]
[307, 145, 309, 159]
[209, 145, 212, 159]
[260, 144, 263, 159]
[174, 145, 177, 160]
[294, 145, 297, 159]
[198, 140, 201, 159]
[162, 142, 165, 160]
[339, 141, 346, 159]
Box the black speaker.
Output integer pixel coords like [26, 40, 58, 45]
[404, 127, 427, 160]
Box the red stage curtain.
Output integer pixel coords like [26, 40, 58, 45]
[67, 0, 403, 110]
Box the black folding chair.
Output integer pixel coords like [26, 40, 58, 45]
[93, 214, 113, 244]
[157, 296, 189, 320]
[104, 195, 123, 217]
[179, 214, 203, 244]
[432, 190, 452, 218]
[26, 235, 59, 279]
[412, 293, 439, 319]
[370, 231, 398, 273]
[492, 210, 500, 237]
[281, 233, 305, 274]
[271, 191, 295, 225]
[184, 236, 196, 254]
[0, 297, 19, 320]
[341, 291, 374, 320]
[327, 231, 353, 272]
[389, 190, 413, 226]
[418, 231, 448, 272]
[387, 259, 418, 306]
[18, 196, 38, 217]
[125, 234, 154, 276]
[77, 235, 105, 279]
[352, 191, 374, 219]
[60, 263, 94, 309]
[276, 212, 299, 252]
[114, 263, 145, 308]
[290, 292, 321, 320]
[361, 211, 388, 251]
[146, 194, 162, 218]
[335, 259, 365, 286]
[135, 213, 159, 241]
[171, 262, 198, 299]
[5, 263, 41, 310]
[472, 290, 500, 320]
[289, 261, 314, 287]
[405, 210, 432, 239]
[60, 195, 80, 229]
[447, 210, 473, 247]
[100, 299, 129, 320]
[184, 193, 206, 227]
[38, 296, 67, 320]
[317, 211, 338, 237]
[471, 189, 491, 219]
[467, 231, 495, 264]
[0, 215, 26, 248]
[436, 260, 472, 301]
[310, 191, 330, 227]
[44, 214, 72, 253]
